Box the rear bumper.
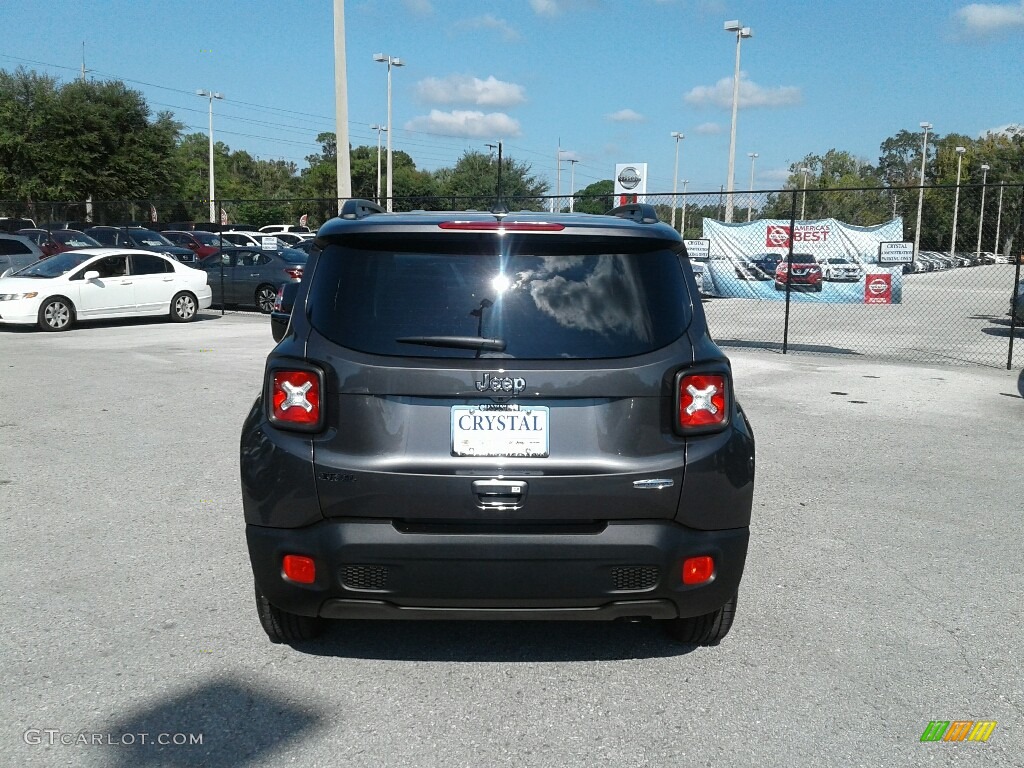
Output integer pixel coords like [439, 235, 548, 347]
[247, 519, 749, 621]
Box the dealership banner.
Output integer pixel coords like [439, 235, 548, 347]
[698, 217, 904, 303]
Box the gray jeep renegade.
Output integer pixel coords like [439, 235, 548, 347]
[241, 201, 755, 646]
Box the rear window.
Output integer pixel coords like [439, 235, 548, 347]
[0, 238, 33, 255]
[309, 234, 691, 360]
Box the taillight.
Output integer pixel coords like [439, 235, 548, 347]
[438, 221, 565, 231]
[269, 368, 323, 431]
[676, 371, 729, 433]
[284, 266, 303, 279]
[273, 284, 285, 312]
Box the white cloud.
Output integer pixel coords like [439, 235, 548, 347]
[558, 150, 582, 161]
[760, 168, 793, 183]
[530, 0, 562, 15]
[529, 0, 600, 16]
[403, 0, 433, 15]
[416, 75, 526, 108]
[695, 122, 723, 135]
[954, 1, 1024, 37]
[979, 123, 1024, 137]
[405, 110, 522, 138]
[685, 73, 802, 109]
[606, 108, 645, 123]
[453, 14, 520, 41]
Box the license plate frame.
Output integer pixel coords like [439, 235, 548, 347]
[451, 404, 550, 458]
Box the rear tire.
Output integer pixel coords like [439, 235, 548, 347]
[255, 284, 277, 314]
[663, 593, 737, 646]
[170, 291, 198, 322]
[37, 297, 74, 331]
[254, 584, 323, 644]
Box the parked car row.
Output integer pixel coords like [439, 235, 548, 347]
[906, 251, 997, 274]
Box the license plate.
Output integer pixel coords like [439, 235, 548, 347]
[451, 404, 549, 457]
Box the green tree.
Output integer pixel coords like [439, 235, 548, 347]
[433, 150, 548, 211]
[0, 67, 182, 206]
[573, 180, 614, 214]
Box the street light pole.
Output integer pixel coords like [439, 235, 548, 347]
[670, 131, 684, 230]
[975, 163, 990, 261]
[371, 124, 386, 205]
[799, 166, 810, 220]
[950, 146, 966, 259]
[373, 53, 404, 211]
[723, 20, 752, 224]
[747, 152, 758, 222]
[913, 121, 932, 259]
[196, 89, 224, 223]
[994, 181, 1005, 257]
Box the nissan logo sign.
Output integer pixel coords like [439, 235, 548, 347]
[868, 278, 888, 295]
[617, 167, 641, 189]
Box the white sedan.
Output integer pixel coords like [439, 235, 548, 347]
[0, 248, 212, 331]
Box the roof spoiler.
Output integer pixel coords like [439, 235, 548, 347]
[339, 199, 386, 220]
[606, 203, 660, 224]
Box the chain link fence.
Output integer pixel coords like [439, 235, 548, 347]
[3, 186, 1022, 368]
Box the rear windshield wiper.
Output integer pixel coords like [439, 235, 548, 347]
[396, 335, 507, 352]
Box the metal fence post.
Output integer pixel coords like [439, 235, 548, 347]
[1007, 184, 1023, 370]
[783, 188, 797, 354]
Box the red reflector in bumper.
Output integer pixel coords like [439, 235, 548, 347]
[282, 555, 316, 584]
[682, 556, 715, 585]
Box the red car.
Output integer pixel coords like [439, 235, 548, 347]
[774, 253, 823, 292]
[17, 228, 100, 258]
[163, 230, 223, 259]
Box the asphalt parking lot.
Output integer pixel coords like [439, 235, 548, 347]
[1, 313, 1022, 767]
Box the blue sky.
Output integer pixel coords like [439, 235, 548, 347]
[2, 0, 1023, 196]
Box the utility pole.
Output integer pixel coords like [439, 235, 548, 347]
[80, 42, 91, 81]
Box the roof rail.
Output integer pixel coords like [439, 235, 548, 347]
[606, 203, 660, 224]
[339, 199, 386, 219]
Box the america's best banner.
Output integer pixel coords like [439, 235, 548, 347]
[698, 217, 904, 303]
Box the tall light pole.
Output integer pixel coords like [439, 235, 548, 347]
[373, 53, 404, 211]
[370, 123, 387, 204]
[670, 131, 684, 230]
[799, 166, 810, 220]
[333, 0, 352, 208]
[746, 152, 759, 222]
[723, 20, 752, 223]
[913, 121, 932, 258]
[993, 181, 1005, 257]
[975, 163, 990, 260]
[196, 89, 224, 223]
[950, 146, 966, 259]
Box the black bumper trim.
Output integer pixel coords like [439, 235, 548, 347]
[247, 519, 749, 621]
[319, 598, 679, 621]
